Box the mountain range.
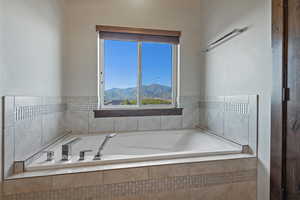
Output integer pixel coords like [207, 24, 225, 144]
[104, 84, 172, 101]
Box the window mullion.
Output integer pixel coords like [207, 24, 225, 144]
[137, 42, 142, 107]
[100, 39, 105, 109]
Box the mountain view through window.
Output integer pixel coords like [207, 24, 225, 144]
[103, 40, 173, 106]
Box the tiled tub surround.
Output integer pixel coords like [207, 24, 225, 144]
[65, 96, 200, 134]
[3, 95, 200, 178]
[199, 95, 258, 154]
[25, 129, 243, 172]
[3, 96, 67, 179]
[1, 157, 257, 200]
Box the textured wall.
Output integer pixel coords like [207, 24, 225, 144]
[62, 0, 203, 97]
[198, 0, 272, 199]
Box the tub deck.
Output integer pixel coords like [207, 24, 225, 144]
[26, 129, 243, 172]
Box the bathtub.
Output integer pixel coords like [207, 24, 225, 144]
[25, 129, 244, 172]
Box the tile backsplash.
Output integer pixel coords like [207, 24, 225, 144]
[199, 95, 258, 154]
[64, 96, 200, 134]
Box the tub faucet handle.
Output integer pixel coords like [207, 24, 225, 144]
[79, 150, 92, 161]
[94, 133, 117, 160]
[43, 151, 54, 162]
[61, 137, 81, 161]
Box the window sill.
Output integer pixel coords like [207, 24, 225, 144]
[93, 108, 183, 118]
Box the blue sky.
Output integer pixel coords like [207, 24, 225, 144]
[104, 40, 172, 90]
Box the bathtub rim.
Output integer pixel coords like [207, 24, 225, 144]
[7, 129, 254, 180]
[7, 153, 256, 180]
[24, 129, 244, 171]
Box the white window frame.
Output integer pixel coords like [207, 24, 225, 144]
[97, 36, 179, 110]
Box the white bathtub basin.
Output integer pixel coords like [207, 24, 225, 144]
[26, 129, 243, 172]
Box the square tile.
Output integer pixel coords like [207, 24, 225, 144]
[189, 158, 257, 175]
[3, 177, 53, 195]
[114, 117, 138, 132]
[4, 127, 15, 178]
[42, 96, 64, 105]
[52, 171, 103, 189]
[206, 104, 224, 136]
[42, 113, 65, 145]
[66, 96, 90, 105]
[65, 111, 89, 134]
[4, 96, 15, 128]
[66, 96, 90, 111]
[182, 107, 199, 129]
[190, 183, 231, 200]
[138, 116, 161, 131]
[149, 164, 190, 178]
[149, 190, 190, 200]
[228, 181, 257, 200]
[103, 167, 148, 184]
[224, 111, 249, 145]
[161, 116, 182, 130]
[14, 118, 43, 161]
[14, 96, 42, 107]
[89, 112, 114, 133]
[248, 95, 258, 154]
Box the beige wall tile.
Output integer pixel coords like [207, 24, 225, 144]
[52, 171, 103, 189]
[189, 158, 257, 175]
[112, 194, 150, 200]
[190, 184, 231, 200]
[149, 190, 190, 200]
[3, 177, 52, 195]
[0, 182, 3, 196]
[103, 167, 148, 184]
[228, 181, 257, 200]
[149, 164, 190, 178]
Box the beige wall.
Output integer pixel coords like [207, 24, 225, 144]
[198, 0, 272, 199]
[62, 0, 203, 97]
[0, 0, 65, 182]
[1, 0, 65, 96]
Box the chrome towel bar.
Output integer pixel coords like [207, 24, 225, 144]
[203, 27, 248, 52]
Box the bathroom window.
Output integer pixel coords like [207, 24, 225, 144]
[97, 26, 180, 109]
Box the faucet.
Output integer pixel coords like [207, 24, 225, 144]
[61, 138, 81, 161]
[94, 133, 117, 160]
[43, 151, 54, 162]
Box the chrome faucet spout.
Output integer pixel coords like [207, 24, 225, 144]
[94, 133, 117, 160]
